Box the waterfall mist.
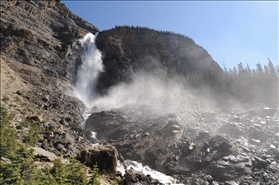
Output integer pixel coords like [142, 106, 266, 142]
[67, 32, 279, 185]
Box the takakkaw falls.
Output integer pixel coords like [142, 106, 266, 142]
[73, 32, 178, 184]
[0, 1, 278, 185]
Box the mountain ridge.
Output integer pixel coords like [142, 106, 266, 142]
[94, 25, 223, 94]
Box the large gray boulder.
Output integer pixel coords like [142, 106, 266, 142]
[80, 144, 119, 177]
[32, 147, 57, 162]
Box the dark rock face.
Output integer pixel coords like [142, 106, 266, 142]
[85, 110, 132, 141]
[95, 28, 223, 94]
[80, 144, 118, 177]
[124, 169, 163, 185]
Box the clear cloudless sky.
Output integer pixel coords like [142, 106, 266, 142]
[62, 1, 278, 70]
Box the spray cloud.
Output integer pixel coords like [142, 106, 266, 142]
[72, 33, 221, 115]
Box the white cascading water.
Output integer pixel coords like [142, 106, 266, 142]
[117, 160, 180, 184]
[74, 32, 103, 130]
[74, 33, 179, 185]
[75, 32, 103, 109]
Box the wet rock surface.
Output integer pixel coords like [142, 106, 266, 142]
[123, 169, 163, 185]
[85, 105, 279, 184]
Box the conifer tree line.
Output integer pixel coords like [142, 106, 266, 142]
[187, 59, 279, 106]
[220, 59, 278, 105]
[114, 25, 193, 40]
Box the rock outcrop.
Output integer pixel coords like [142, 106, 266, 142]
[80, 144, 119, 177]
[1, 0, 98, 85]
[124, 169, 163, 185]
[0, 0, 98, 158]
[32, 146, 57, 162]
[94, 27, 223, 94]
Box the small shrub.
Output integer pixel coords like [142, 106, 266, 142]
[88, 163, 101, 185]
[16, 124, 23, 129]
[22, 122, 40, 146]
[0, 106, 18, 156]
[2, 96, 9, 103]
[21, 119, 30, 128]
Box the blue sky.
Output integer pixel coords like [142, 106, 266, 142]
[62, 1, 278, 70]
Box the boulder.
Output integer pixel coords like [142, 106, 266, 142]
[207, 159, 247, 182]
[85, 110, 132, 141]
[1, 157, 11, 164]
[218, 123, 243, 138]
[123, 169, 162, 185]
[124, 169, 147, 184]
[80, 144, 119, 177]
[32, 147, 57, 162]
[248, 127, 269, 143]
[252, 156, 270, 169]
[27, 115, 43, 123]
[163, 120, 183, 137]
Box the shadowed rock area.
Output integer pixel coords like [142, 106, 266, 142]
[94, 27, 223, 94]
[86, 105, 279, 184]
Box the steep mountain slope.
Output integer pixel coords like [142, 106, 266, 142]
[1, 0, 223, 97]
[1, 0, 98, 84]
[1, 0, 99, 164]
[95, 26, 223, 94]
[0, 0, 101, 152]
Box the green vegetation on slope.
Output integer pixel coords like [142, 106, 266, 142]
[0, 106, 103, 185]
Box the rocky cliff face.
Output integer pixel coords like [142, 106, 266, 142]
[1, 0, 98, 83]
[1, 0, 222, 95]
[95, 27, 223, 94]
[1, 0, 99, 159]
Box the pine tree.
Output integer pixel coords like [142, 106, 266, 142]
[268, 58, 277, 77]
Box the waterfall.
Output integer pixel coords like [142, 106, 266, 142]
[75, 32, 103, 109]
[72, 32, 180, 184]
[73, 32, 103, 131]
